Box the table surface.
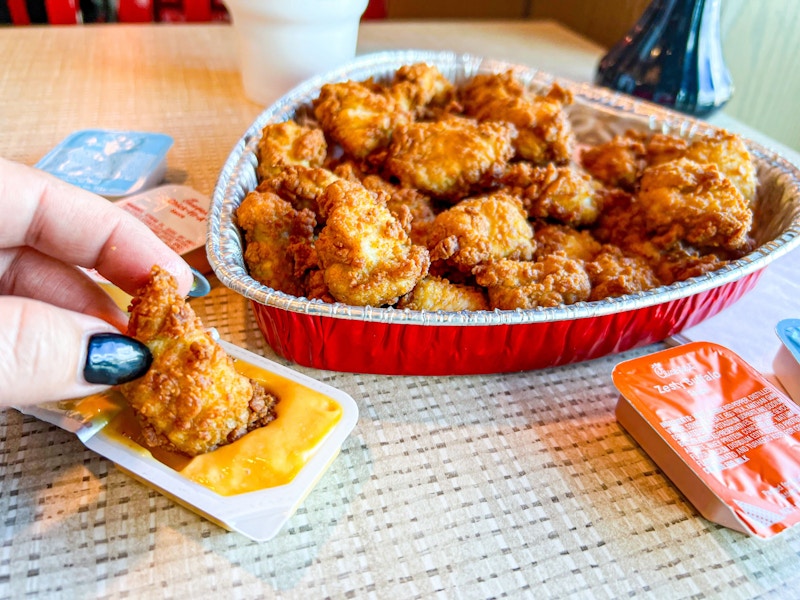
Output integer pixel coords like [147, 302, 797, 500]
[2, 20, 800, 599]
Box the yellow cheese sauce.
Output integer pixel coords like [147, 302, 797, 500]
[80, 360, 343, 496]
[58, 391, 123, 423]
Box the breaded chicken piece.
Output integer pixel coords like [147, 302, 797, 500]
[591, 191, 733, 284]
[258, 165, 340, 216]
[646, 130, 757, 206]
[236, 188, 317, 296]
[427, 191, 535, 271]
[315, 179, 430, 306]
[683, 130, 757, 207]
[645, 133, 689, 166]
[534, 222, 602, 262]
[474, 255, 591, 309]
[363, 175, 437, 247]
[591, 189, 651, 254]
[389, 63, 455, 116]
[580, 132, 646, 190]
[397, 275, 489, 311]
[461, 72, 575, 164]
[256, 121, 327, 182]
[637, 157, 752, 251]
[119, 266, 279, 457]
[333, 161, 436, 246]
[386, 116, 517, 201]
[515, 163, 605, 227]
[652, 245, 730, 285]
[586, 245, 661, 300]
[313, 79, 412, 160]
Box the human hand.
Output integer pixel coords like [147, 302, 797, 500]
[0, 157, 208, 405]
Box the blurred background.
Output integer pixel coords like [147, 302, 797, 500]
[1, 0, 798, 152]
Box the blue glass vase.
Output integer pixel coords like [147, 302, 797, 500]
[594, 0, 733, 117]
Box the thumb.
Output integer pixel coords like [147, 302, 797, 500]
[0, 297, 152, 406]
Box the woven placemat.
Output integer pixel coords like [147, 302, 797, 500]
[1, 24, 799, 600]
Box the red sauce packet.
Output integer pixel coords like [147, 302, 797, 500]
[613, 341, 800, 538]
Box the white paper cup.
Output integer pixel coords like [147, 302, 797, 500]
[224, 0, 368, 105]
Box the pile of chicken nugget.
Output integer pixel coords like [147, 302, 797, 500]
[235, 63, 758, 312]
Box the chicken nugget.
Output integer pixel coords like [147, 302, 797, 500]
[315, 179, 430, 306]
[637, 157, 752, 251]
[646, 130, 757, 206]
[474, 255, 590, 309]
[461, 72, 575, 164]
[427, 191, 535, 270]
[313, 79, 412, 160]
[521, 163, 605, 227]
[397, 275, 489, 312]
[386, 116, 517, 201]
[586, 245, 661, 300]
[119, 266, 279, 457]
[236, 188, 316, 297]
[534, 222, 602, 262]
[256, 121, 327, 182]
[580, 132, 646, 190]
[389, 62, 455, 115]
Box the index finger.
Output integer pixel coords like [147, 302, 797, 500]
[0, 157, 193, 295]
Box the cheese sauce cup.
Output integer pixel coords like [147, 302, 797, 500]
[17, 337, 359, 542]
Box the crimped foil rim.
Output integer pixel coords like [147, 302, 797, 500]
[208, 50, 800, 326]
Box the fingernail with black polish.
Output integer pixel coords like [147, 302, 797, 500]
[188, 267, 211, 298]
[84, 333, 153, 385]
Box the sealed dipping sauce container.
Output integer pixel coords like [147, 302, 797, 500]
[614, 341, 800, 539]
[36, 129, 173, 198]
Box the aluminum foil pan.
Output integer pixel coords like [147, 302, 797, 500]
[208, 50, 800, 375]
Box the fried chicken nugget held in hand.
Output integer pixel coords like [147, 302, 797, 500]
[315, 179, 430, 306]
[119, 266, 278, 457]
[474, 255, 591, 309]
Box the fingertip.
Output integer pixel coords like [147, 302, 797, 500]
[0, 299, 128, 405]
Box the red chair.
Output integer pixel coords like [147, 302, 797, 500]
[117, 0, 154, 22]
[45, 0, 79, 23]
[117, 0, 228, 23]
[7, 0, 80, 24]
[362, 0, 387, 20]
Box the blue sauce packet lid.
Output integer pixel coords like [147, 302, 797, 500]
[777, 319, 800, 365]
[35, 129, 173, 198]
[775, 319, 800, 403]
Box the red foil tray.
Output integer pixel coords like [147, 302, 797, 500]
[250, 272, 761, 375]
[208, 52, 800, 376]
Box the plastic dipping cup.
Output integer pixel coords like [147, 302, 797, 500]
[223, 0, 368, 105]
